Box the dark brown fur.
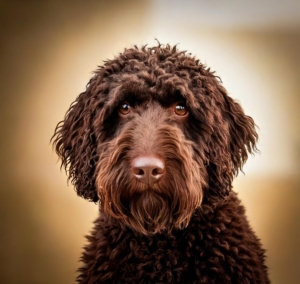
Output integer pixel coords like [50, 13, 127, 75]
[52, 44, 269, 283]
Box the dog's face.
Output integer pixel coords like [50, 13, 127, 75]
[96, 90, 205, 235]
[53, 45, 258, 235]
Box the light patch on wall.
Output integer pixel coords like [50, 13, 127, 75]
[144, 25, 300, 178]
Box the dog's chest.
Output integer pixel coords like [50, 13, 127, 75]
[80, 196, 268, 284]
[99, 225, 206, 283]
[90, 209, 235, 284]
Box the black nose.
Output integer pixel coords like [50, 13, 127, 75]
[132, 156, 165, 185]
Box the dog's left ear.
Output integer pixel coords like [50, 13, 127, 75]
[52, 76, 102, 202]
[201, 77, 258, 198]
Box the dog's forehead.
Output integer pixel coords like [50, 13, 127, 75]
[107, 71, 196, 107]
[99, 47, 214, 109]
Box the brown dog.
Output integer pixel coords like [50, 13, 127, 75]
[53, 44, 269, 283]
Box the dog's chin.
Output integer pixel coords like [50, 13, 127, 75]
[115, 190, 192, 236]
[128, 191, 170, 234]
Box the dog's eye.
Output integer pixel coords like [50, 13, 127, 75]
[174, 103, 188, 116]
[119, 103, 131, 115]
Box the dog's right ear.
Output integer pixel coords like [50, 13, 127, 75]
[52, 76, 104, 202]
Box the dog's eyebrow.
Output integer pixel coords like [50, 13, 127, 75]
[155, 88, 189, 107]
[110, 83, 150, 107]
[173, 89, 187, 102]
[120, 91, 149, 106]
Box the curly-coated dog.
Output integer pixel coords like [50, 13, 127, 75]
[52, 44, 269, 283]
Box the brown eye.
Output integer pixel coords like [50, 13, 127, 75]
[174, 103, 188, 116]
[119, 103, 131, 115]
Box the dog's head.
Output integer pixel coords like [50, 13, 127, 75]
[52, 44, 258, 235]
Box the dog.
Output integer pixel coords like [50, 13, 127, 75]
[52, 44, 269, 283]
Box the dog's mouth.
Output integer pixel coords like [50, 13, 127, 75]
[97, 178, 202, 235]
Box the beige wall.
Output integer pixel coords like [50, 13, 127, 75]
[1, 1, 299, 283]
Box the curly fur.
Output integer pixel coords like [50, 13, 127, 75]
[52, 44, 269, 283]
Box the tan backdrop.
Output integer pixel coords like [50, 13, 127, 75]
[1, 1, 299, 283]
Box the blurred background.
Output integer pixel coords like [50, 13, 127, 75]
[0, 0, 299, 283]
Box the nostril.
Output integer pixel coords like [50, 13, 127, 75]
[133, 168, 144, 176]
[152, 167, 164, 177]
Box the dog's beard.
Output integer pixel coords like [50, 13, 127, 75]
[126, 190, 172, 234]
[97, 167, 204, 235]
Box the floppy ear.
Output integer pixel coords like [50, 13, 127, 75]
[201, 77, 258, 198]
[52, 76, 104, 202]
